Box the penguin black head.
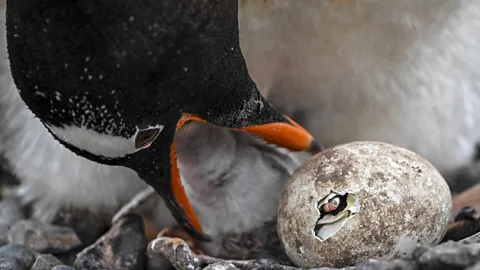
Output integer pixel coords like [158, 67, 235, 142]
[6, 0, 322, 240]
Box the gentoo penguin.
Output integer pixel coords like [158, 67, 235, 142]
[239, 0, 480, 187]
[0, 25, 300, 260]
[5, 0, 320, 240]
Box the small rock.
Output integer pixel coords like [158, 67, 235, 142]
[310, 268, 344, 270]
[52, 208, 110, 247]
[146, 241, 174, 270]
[354, 259, 415, 270]
[54, 252, 78, 267]
[242, 259, 297, 270]
[73, 214, 146, 270]
[150, 237, 199, 270]
[0, 198, 25, 226]
[0, 243, 36, 270]
[413, 241, 480, 269]
[203, 261, 240, 270]
[461, 231, 480, 244]
[8, 219, 81, 253]
[31, 254, 63, 270]
[51, 266, 77, 270]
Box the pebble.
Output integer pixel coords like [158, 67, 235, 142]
[310, 235, 480, 270]
[413, 242, 480, 269]
[203, 262, 240, 270]
[73, 214, 146, 270]
[146, 241, 174, 270]
[51, 208, 110, 247]
[51, 266, 77, 270]
[54, 252, 78, 267]
[352, 259, 415, 270]
[30, 254, 63, 270]
[0, 243, 36, 270]
[150, 236, 198, 270]
[7, 219, 81, 254]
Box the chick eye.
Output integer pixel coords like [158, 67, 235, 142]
[135, 128, 161, 149]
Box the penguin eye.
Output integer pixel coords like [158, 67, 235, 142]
[135, 128, 161, 149]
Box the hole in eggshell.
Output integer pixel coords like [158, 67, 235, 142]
[312, 191, 360, 242]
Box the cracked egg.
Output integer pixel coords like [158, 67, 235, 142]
[277, 141, 452, 268]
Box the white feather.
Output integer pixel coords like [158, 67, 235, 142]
[47, 124, 164, 158]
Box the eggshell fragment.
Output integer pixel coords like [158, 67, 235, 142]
[277, 141, 452, 268]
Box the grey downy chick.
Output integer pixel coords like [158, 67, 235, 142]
[239, 0, 480, 191]
[152, 121, 302, 260]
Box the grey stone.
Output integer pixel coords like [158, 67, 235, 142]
[461, 231, 480, 244]
[73, 214, 146, 270]
[30, 254, 63, 270]
[310, 268, 346, 270]
[51, 208, 110, 247]
[243, 259, 298, 270]
[203, 261, 240, 270]
[7, 219, 81, 253]
[51, 266, 77, 270]
[413, 242, 480, 270]
[145, 242, 174, 270]
[353, 259, 415, 270]
[0, 243, 36, 270]
[54, 252, 78, 267]
[150, 236, 199, 270]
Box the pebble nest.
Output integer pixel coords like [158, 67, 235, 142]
[1, 162, 480, 270]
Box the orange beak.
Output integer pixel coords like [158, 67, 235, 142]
[169, 113, 322, 241]
[236, 115, 322, 155]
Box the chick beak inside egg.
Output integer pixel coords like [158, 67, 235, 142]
[322, 196, 341, 213]
[313, 192, 360, 242]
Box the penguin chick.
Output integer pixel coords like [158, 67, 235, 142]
[152, 121, 302, 260]
[239, 0, 480, 179]
[0, 3, 147, 222]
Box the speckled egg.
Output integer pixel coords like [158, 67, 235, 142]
[277, 141, 452, 268]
